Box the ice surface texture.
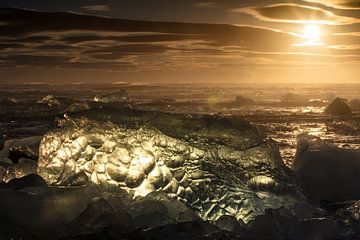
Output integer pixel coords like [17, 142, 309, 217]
[38, 107, 304, 223]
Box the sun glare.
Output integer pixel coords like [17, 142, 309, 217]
[295, 24, 324, 47]
[304, 25, 321, 42]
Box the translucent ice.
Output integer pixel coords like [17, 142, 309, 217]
[38, 108, 306, 223]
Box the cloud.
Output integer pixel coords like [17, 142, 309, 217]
[0, 7, 359, 73]
[194, 2, 219, 8]
[62, 34, 198, 44]
[330, 44, 360, 49]
[236, 3, 359, 25]
[335, 32, 360, 36]
[11, 35, 53, 43]
[303, 0, 360, 10]
[0, 43, 23, 50]
[0, 8, 298, 50]
[61, 61, 134, 71]
[0, 54, 73, 66]
[81, 5, 110, 12]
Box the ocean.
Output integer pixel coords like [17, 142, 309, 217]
[1, 82, 359, 167]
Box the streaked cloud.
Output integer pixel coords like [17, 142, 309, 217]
[81, 5, 110, 12]
[236, 3, 360, 25]
[0, 6, 359, 83]
[303, 0, 360, 9]
[330, 44, 360, 49]
[334, 32, 360, 36]
[194, 2, 219, 8]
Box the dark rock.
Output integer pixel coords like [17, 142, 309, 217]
[350, 99, 360, 111]
[0, 136, 42, 162]
[38, 95, 74, 108]
[0, 135, 5, 150]
[103, 224, 134, 240]
[0, 216, 36, 240]
[280, 93, 307, 104]
[292, 134, 360, 205]
[67, 197, 134, 232]
[64, 102, 90, 113]
[0, 184, 130, 239]
[141, 192, 198, 223]
[0, 97, 17, 105]
[0, 165, 5, 182]
[0, 189, 65, 235]
[3, 174, 47, 190]
[94, 90, 131, 104]
[1, 159, 38, 182]
[234, 95, 254, 105]
[337, 201, 360, 226]
[326, 119, 360, 135]
[130, 199, 170, 228]
[126, 220, 240, 240]
[248, 208, 337, 240]
[8, 145, 38, 163]
[154, 98, 176, 104]
[215, 215, 247, 235]
[61, 172, 90, 186]
[334, 201, 360, 239]
[324, 98, 352, 115]
[216, 95, 254, 108]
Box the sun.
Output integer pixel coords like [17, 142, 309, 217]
[304, 25, 321, 42]
[296, 24, 323, 47]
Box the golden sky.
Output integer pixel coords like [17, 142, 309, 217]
[0, 1, 359, 84]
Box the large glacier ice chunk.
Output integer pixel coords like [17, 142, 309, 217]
[38, 107, 306, 223]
